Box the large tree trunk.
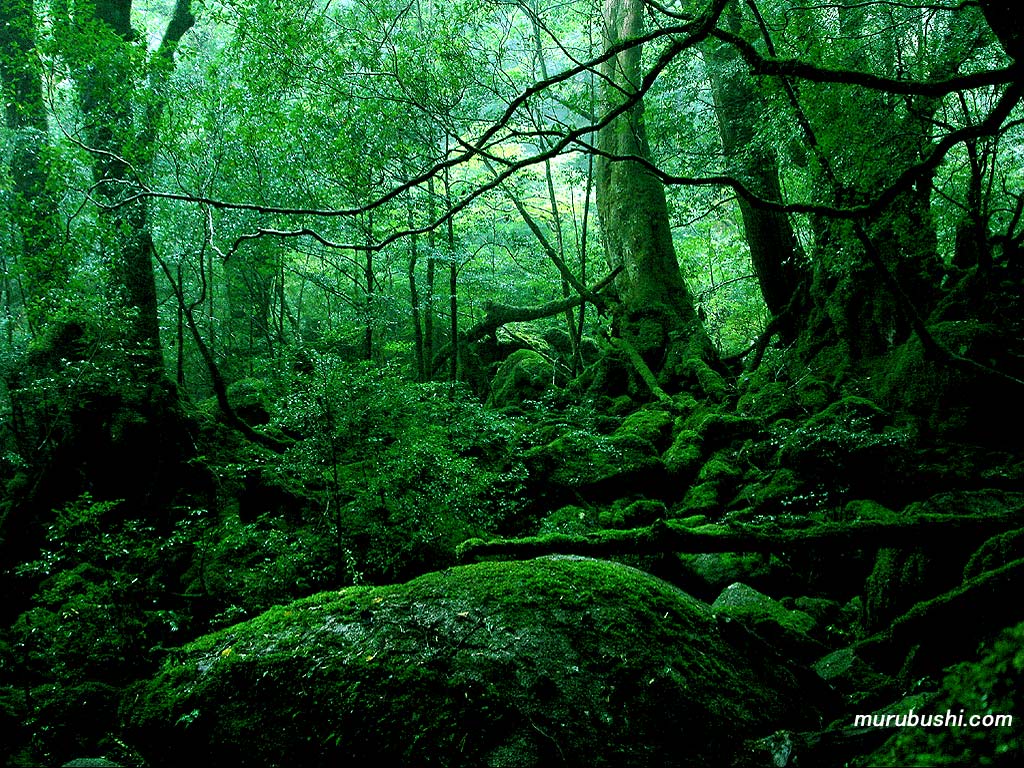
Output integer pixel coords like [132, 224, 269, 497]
[73, 0, 193, 370]
[595, 0, 717, 387]
[0, 0, 63, 332]
[980, 0, 1024, 62]
[705, 7, 809, 343]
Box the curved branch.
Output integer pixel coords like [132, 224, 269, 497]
[712, 27, 1019, 96]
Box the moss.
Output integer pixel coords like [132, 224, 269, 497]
[538, 505, 595, 536]
[711, 582, 824, 663]
[964, 529, 1024, 581]
[844, 499, 899, 523]
[662, 429, 702, 479]
[599, 499, 668, 530]
[680, 358, 729, 402]
[675, 552, 774, 599]
[712, 583, 815, 635]
[679, 482, 721, 516]
[697, 458, 742, 486]
[690, 413, 763, 452]
[124, 557, 825, 768]
[860, 620, 1024, 766]
[736, 380, 795, 422]
[487, 349, 552, 409]
[775, 396, 911, 504]
[793, 377, 833, 413]
[732, 468, 804, 515]
[524, 430, 662, 496]
[225, 378, 275, 426]
[614, 408, 674, 450]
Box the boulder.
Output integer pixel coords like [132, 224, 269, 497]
[124, 557, 826, 767]
[487, 349, 552, 409]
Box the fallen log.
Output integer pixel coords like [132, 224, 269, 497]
[456, 507, 1024, 562]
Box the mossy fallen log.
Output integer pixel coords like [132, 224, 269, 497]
[456, 508, 1024, 563]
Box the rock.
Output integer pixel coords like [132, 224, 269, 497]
[675, 552, 775, 601]
[124, 557, 826, 768]
[812, 647, 892, 707]
[487, 349, 552, 409]
[598, 498, 668, 530]
[775, 396, 912, 505]
[712, 582, 825, 663]
[662, 429, 702, 480]
[537, 505, 594, 536]
[523, 430, 663, 500]
[614, 408, 674, 451]
[691, 412, 763, 452]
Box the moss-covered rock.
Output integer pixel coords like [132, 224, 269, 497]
[123, 557, 825, 767]
[697, 457, 743, 488]
[523, 429, 663, 499]
[537, 504, 595, 536]
[598, 498, 668, 529]
[775, 396, 912, 505]
[736, 380, 795, 422]
[731, 468, 805, 515]
[711, 582, 823, 662]
[225, 378, 275, 426]
[678, 481, 723, 516]
[858, 620, 1024, 766]
[662, 429, 702, 480]
[614, 408, 674, 451]
[690, 412, 763, 452]
[675, 552, 775, 601]
[487, 349, 553, 409]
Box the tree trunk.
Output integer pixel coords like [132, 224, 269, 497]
[73, 0, 194, 370]
[705, 7, 809, 342]
[595, 0, 717, 386]
[980, 0, 1024, 62]
[0, 0, 64, 332]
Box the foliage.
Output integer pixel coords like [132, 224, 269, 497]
[266, 356, 528, 582]
[6, 494, 196, 764]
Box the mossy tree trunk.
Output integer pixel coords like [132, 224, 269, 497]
[0, 0, 64, 334]
[595, 0, 717, 385]
[70, 0, 194, 371]
[795, 2, 955, 373]
[705, 5, 809, 343]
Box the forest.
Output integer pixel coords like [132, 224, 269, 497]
[0, 0, 1022, 765]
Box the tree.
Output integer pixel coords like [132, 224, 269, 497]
[62, 0, 195, 368]
[704, 1, 808, 343]
[595, 0, 717, 385]
[0, 0, 63, 332]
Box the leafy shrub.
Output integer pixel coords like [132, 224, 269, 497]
[267, 357, 528, 582]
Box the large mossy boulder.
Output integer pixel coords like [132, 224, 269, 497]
[487, 349, 553, 409]
[124, 557, 826, 767]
